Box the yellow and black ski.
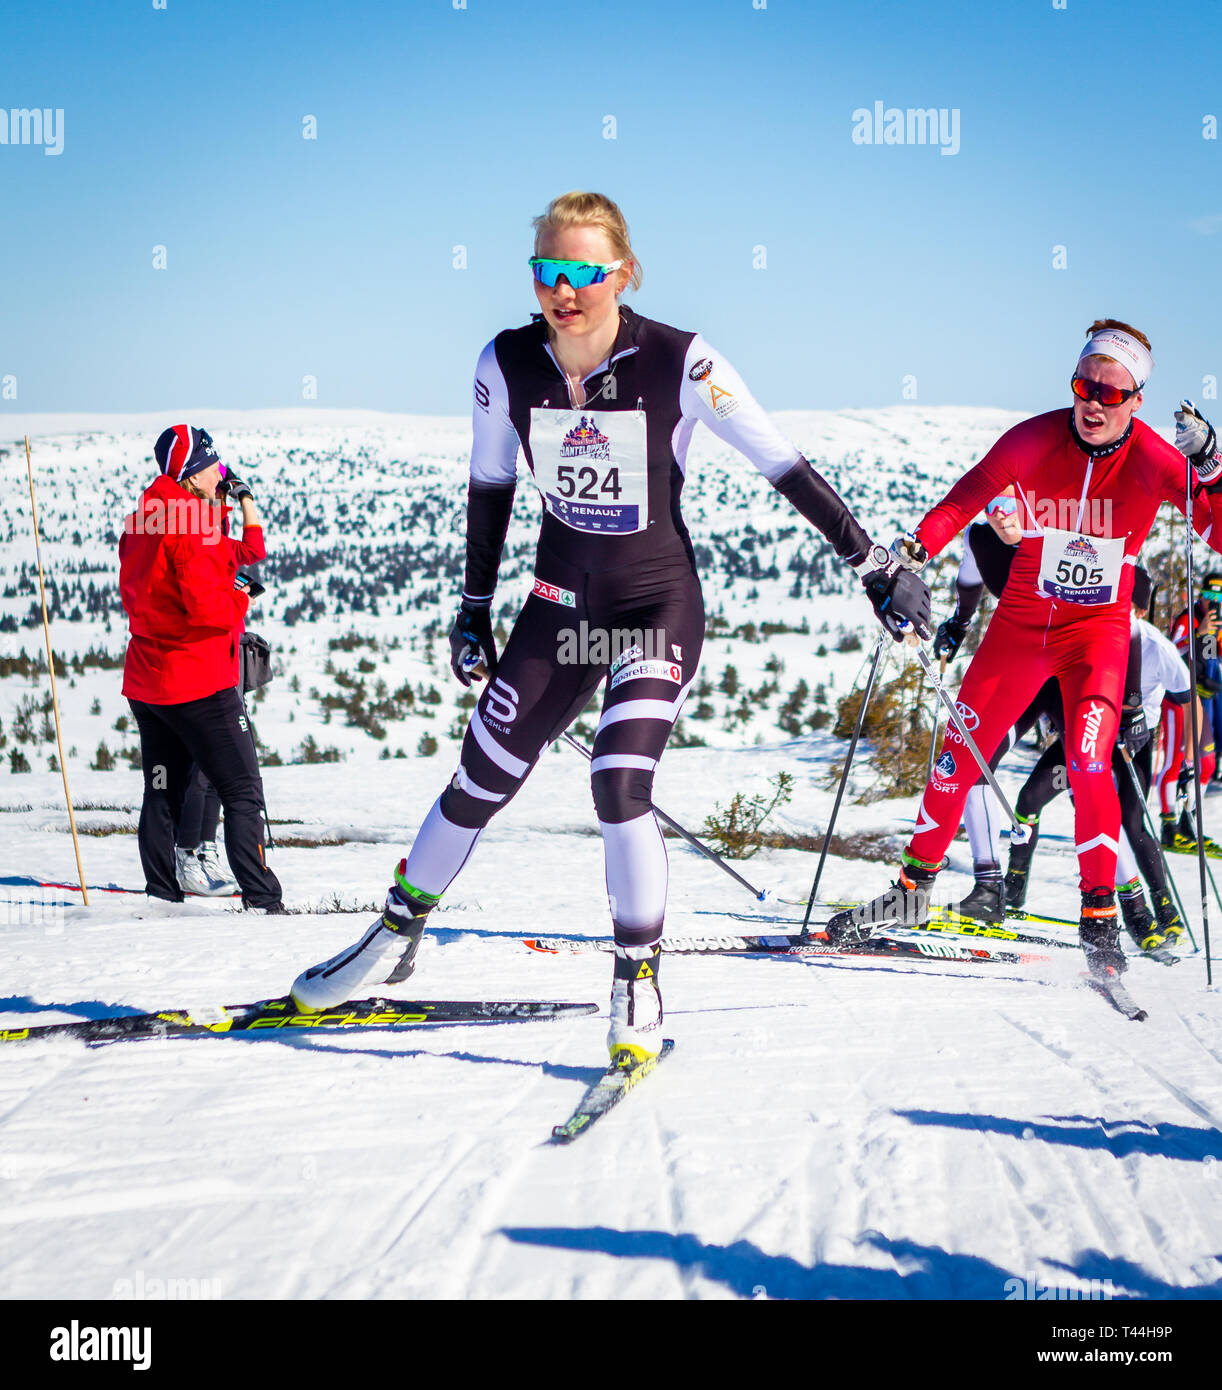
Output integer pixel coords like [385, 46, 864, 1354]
[0, 996, 598, 1047]
[551, 1040, 675, 1145]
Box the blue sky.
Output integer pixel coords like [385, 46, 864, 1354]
[1, 0, 1218, 425]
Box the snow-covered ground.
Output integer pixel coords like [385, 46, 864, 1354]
[1, 409, 1220, 1301]
[2, 739, 1220, 1301]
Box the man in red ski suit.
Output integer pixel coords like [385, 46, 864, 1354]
[827, 319, 1222, 979]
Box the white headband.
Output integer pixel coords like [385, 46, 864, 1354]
[1077, 328, 1152, 390]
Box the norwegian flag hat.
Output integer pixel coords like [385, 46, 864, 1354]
[154, 424, 222, 482]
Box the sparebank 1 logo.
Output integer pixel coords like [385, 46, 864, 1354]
[559, 417, 611, 461]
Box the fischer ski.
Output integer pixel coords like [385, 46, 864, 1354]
[1138, 946, 1181, 968]
[550, 1039, 675, 1144]
[525, 933, 1039, 965]
[1082, 974, 1148, 1022]
[721, 910, 1073, 952]
[0, 996, 598, 1047]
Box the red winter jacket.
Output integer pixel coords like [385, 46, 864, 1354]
[119, 474, 265, 704]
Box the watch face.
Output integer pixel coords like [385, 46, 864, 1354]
[871, 545, 890, 570]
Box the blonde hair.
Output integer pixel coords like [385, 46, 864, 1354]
[1083, 316, 1152, 361]
[532, 191, 642, 292]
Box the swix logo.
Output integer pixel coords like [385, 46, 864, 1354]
[1080, 700, 1105, 758]
[483, 677, 519, 726]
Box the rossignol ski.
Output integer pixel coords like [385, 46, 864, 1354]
[525, 934, 1038, 965]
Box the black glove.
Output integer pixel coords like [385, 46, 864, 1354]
[933, 616, 969, 660]
[448, 600, 498, 687]
[218, 470, 254, 503]
[1120, 706, 1150, 756]
[862, 559, 933, 641]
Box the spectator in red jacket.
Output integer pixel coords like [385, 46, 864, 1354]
[119, 425, 283, 911]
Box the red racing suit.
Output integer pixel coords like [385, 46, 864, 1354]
[909, 410, 1222, 893]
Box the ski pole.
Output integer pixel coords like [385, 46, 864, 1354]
[24, 437, 89, 906]
[1180, 797, 1222, 939]
[1183, 451, 1215, 984]
[1118, 746, 1198, 952]
[558, 731, 768, 901]
[801, 627, 887, 932]
[1176, 788, 1222, 936]
[909, 640, 1030, 843]
[925, 652, 948, 783]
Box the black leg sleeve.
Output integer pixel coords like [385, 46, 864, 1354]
[129, 700, 193, 901]
[1015, 738, 1068, 820]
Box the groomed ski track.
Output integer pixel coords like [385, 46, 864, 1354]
[2, 746, 1221, 1302]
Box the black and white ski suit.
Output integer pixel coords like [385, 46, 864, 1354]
[395, 305, 881, 950]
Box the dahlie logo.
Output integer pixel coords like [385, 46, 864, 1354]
[560, 416, 611, 461]
[1065, 535, 1100, 561]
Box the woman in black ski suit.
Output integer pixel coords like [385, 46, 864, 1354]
[292, 191, 930, 1060]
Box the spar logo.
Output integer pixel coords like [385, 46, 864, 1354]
[532, 577, 576, 608]
[1065, 535, 1100, 562]
[559, 416, 611, 461]
[1080, 700, 1105, 758]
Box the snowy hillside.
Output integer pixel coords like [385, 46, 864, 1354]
[1, 407, 1220, 1305]
[0, 406, 1023, 777]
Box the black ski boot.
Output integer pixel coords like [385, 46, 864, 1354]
[380, 867, 437, 983]
[954, 866, 1005, 924]
[825, 859, 937, 945]
[1003, 817, 1039, 908]
[1153, 888, 1186, 945]
[1079, 888, 1126, 978]
[1118, 885, 1163, 953]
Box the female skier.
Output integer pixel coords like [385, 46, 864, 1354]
[291, 191, 930, 1060]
